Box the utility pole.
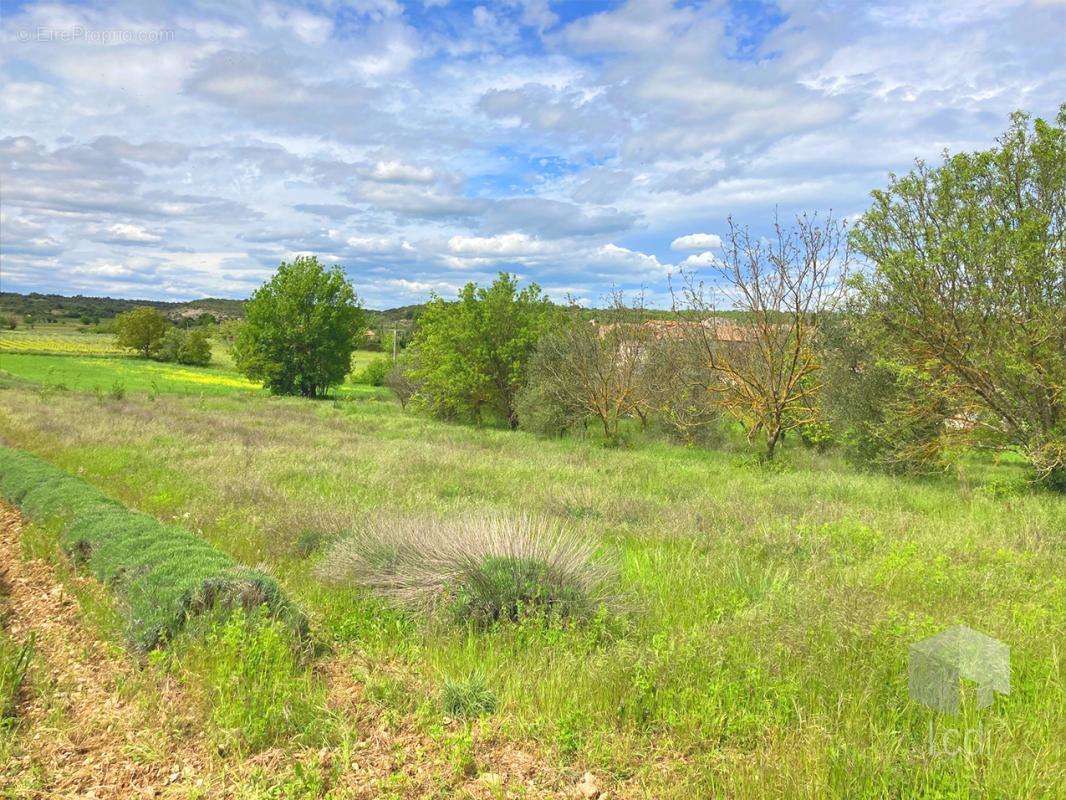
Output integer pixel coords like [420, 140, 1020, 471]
[391, 328, 399, 363]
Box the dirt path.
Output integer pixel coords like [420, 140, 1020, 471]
[0, 504, 596, 799]
[0, 503, 214, 799]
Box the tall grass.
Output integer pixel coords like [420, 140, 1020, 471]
[0, 382, 1062, 796]
[0, 633, 33, 726]
[166, 608, 326, 755]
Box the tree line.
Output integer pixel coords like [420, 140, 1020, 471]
[174, 107, 1064, 488]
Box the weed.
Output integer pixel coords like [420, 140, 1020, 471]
[0, 632, 34, 724]
[441, 669, 497, 719]
[175, 608, 325, 755]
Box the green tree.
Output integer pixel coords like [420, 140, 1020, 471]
[156, 326, 212, 365]
[408, 273, 559, 427]
[115, 307, 168, 358]
[234, 256, 365, 397]
[179, 328, 213, 366]
[852, 107, 1065, 487]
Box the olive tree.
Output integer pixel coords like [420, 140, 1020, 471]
[519, 295, 650, 443]
[852, 107, 1065, 486]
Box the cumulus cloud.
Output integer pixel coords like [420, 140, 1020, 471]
[678, 251, 721, 269]
[447, 232, 551, 257]
[671, 233, 722, 251]
[98, 223, 164, 244]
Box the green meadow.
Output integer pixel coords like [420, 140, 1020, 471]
[0, 330, 1062, 798]
[0, 328, 386, 399]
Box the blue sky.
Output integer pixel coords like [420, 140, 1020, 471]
[1, 0, 1063, 308]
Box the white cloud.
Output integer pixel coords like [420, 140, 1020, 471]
[671, 233, 722, 251]
[101, 223, 162, 243]
[367, 160, 436, 184]
[0, 0, 1061, 306]
[588, 243, 671, 276]
[679, 251, 720, 269]
[447, 232, 551, 257]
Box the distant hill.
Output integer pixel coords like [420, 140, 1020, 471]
[0, 292, 245, 325]
[0, 291, 429, 328]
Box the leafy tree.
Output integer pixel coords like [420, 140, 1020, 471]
[852, 107, 1065, 487]
[408, 273, 558, 427]
[353, 356, 389, 386]
[115, 307, 168, 358]
[820, 293, 954, 474]
[234, 256, 365, 398]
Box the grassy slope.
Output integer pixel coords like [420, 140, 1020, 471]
[0, 361, 1063, 796]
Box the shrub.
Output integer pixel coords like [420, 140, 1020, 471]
[514, 374, 584, 437]
[156, 327, 213, 366]
[384, 358, 419, 409]
[441, 670, 497, 719]
[0, 446, 305, 650]
[353, 356, 389, 386]
[316, 515, 616, 627]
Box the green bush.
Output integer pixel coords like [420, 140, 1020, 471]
[0, 446, 304, 650]
[352, 356, 390, 386]
[449, 555, 590, 625]
[156, 327, 212, 366]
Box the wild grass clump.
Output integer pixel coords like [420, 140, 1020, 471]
[317, 515, 616, 626]
[0, 446, 305, 650]
[441, 669, 497, 719]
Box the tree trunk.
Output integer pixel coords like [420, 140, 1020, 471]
[765, 427, 780, 460]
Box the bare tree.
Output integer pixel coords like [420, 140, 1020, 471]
[384, 356, 419, 409]
[678, 212, 851, 459]
[531, 292, 650, 442]
[641, 332, 720, 444]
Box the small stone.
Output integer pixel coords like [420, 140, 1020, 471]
[576, 771, 600, 799]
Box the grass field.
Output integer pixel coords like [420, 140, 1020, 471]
[0, 326, 388, 399]
[0, 326, 125, 357]
[0, 349, 1062, 798]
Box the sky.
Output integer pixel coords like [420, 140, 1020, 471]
[0, 0, 1063, 309]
